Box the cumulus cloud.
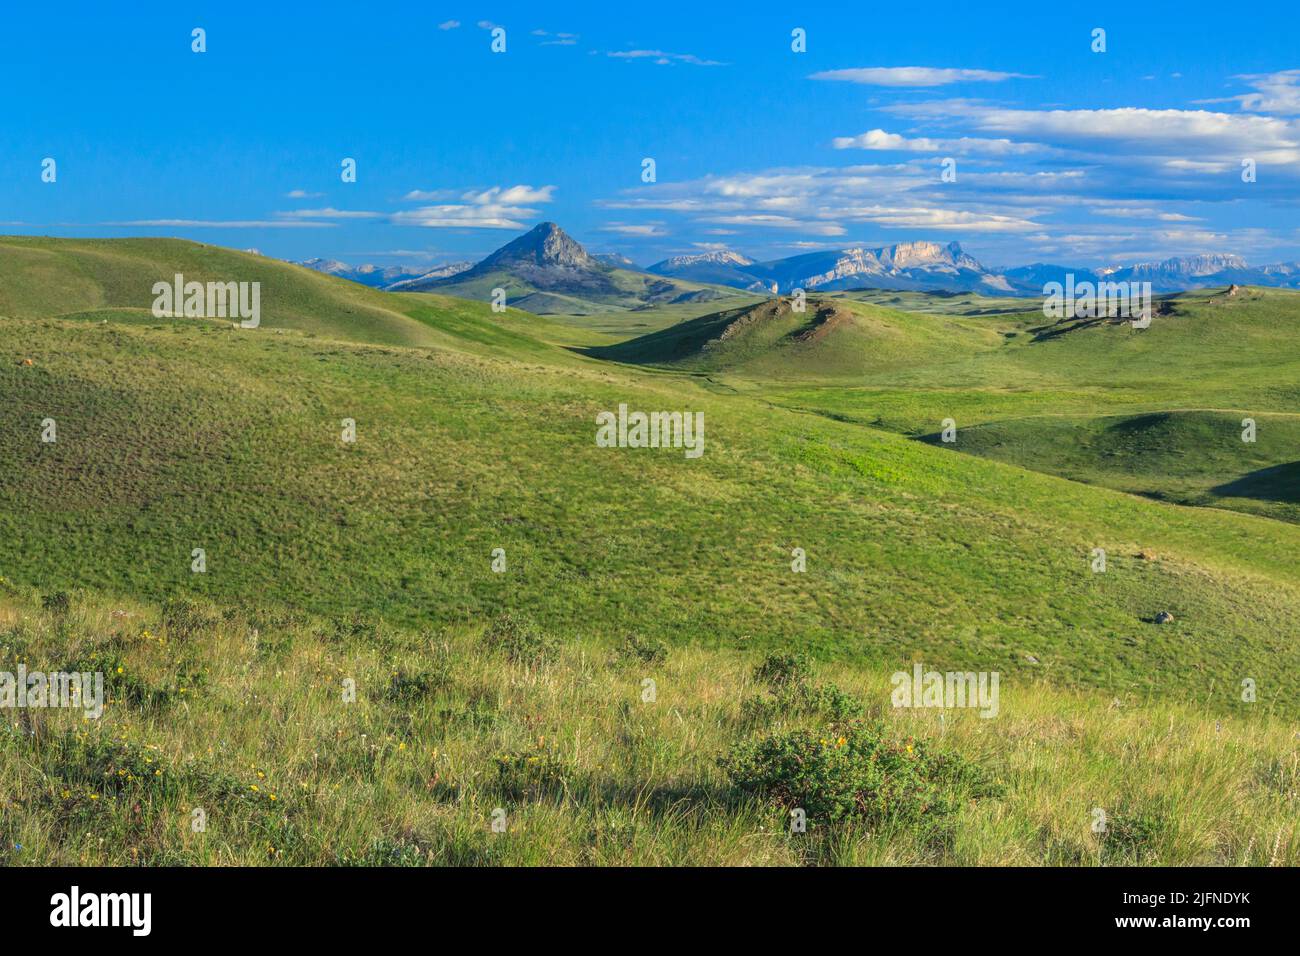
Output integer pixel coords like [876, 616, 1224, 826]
[600, 164, 1043, 241]
[888, 103, 1300, 166]
[391, 183, 556, 229]
[832, 128, 1045, 155]
[1225, 70, 1300, 115]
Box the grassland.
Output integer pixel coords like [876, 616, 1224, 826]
[1, 589, 1295, 866]
[601, 286, 1300, 523]
[1, 238, 1297, 865]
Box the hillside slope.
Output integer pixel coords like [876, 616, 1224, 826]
[636, 287, 1300, 524]
[3, 587, 1295, 866]
[0, 236, 459, 347]
[3, 306, 1299, 712]
[588, 295, 1000, 379]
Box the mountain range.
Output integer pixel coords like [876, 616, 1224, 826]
[295, 225, 1300, 311]
[647, 243, 1300, 296]
[296, 257, 473, 289]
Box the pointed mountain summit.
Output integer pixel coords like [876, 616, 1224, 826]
[402, 222, 737, 314]
[478, 222, 598, 270]
[427, 221, 610, 295]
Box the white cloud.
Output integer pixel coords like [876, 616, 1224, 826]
[402, 189, 456, 201]
[1229, 70, 1300, 115]
[461, 185, 556, 205]
[811, 67, 1033, 87]
[832, 128, 1045, 155]
[600, 222, 668, 236]
[116, 219, 335, 228]
[598, 161, 1054, 245]
[890, 103, 1300, 166]
[275, 208, 383, 219]
[390, 183, 556, 229]
[391, 207, 530, 229]
[438, 20, 460, 30]
[285, 189, 323, 199]
[608, 49, 724, 66]
[532, 29, 578, 45]
[704, 214, 846, 236]
[1092, 206, 1201, 222]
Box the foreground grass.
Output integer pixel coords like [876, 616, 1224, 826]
[2, 589, 1295, 866]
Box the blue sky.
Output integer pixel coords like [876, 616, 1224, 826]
[3, 0, 1299, 269]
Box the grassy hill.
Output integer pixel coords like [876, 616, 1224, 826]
[0, 235, 509, 349]
[934, 410, 1300, 524]
[1, 241, 1298, 865]
[588, 295, 996, 379]
[3, 274, 1298, 704]
[425, 264, 737, 315]
[611, 286, 1300, 524]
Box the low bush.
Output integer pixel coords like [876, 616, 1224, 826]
[482, 612, 556, 665]
[720, 720, 996, 831]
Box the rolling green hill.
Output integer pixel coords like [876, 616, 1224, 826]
[2, 242, 1298, 866]
[933, 410, 1300, 524]
[2, 252, 1298, 708]
[609, 286, 1300, 524]
[0, 235, 516, 349]
[588, 295, 998, 379]
[425, 264, 736, 315]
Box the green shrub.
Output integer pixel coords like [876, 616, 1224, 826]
[1100, 805, 1173, 864]
[483, 612, 556, 665]
[618, 633, 669, 666]
[386, 668, 447, 704]
[720, 720, 994, 829]
[41, 590, 72, 615]
[161, 597, 217, 641]
[743, 651, 864, 723]
[753, 652, 813, 689]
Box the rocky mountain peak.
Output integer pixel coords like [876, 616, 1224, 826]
[482, 221, 596, 270]
[660, 250, 755, 268]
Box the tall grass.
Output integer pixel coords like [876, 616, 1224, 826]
[2, 587, 1294, 866]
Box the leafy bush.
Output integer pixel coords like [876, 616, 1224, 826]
[618, 633, 669, 666]
[386, 668, 447, 704]
[753, 652, 813, 689]
[743, 652, 864, 723]
[161, 598, 217, 641]
[720, 720, 994, 829]
[1100, 805, 1173, 864]
[41, 590, 72, 615]
[483, 612, 556, 665]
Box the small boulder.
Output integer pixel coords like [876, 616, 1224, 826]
[1154, 611, 1175, 624]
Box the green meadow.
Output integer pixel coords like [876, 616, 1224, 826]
[1, 238, 1296, 865]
